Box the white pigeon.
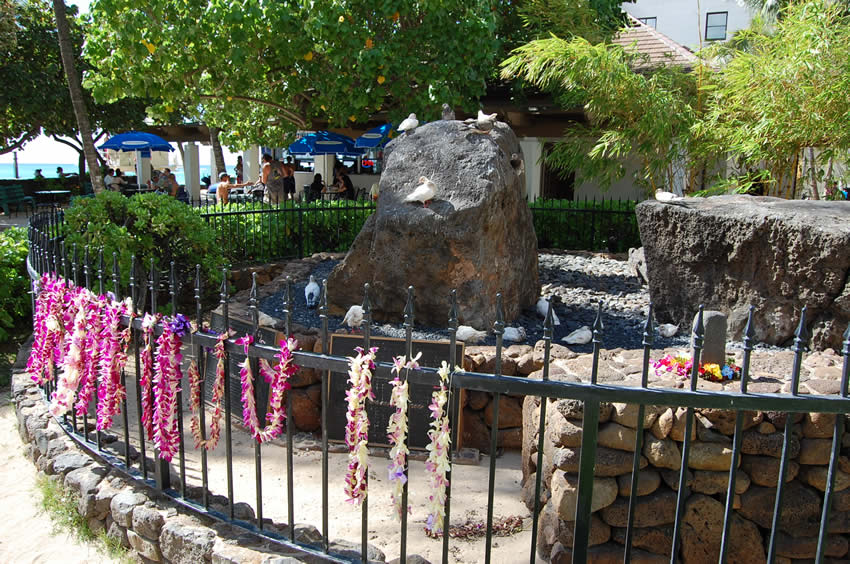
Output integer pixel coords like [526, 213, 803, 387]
[398, 113, 418, 134]
[404, 176, 437, 207]
[476, 109, 498, 131]
[655, 191, 682, 202]
[258, 311, 278, 327]
[536, 297, 561, 326]
[456, 325, 487, 344]
[562, 325, 592, 345]
[503, 326, 527, 343]
[658, 323, 679, 338]
[342, 305, 364, 331]
[304, 275, 320, 309]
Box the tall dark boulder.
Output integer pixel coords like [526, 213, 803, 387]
[327, 120, 538, 328]
[636, 196, 850, 349]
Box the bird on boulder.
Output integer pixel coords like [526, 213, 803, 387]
[404, 176, 436, 207]
[305, 275, 320, 309]
[398, 113, 419, 134]
[464, 110, 498, 133]
[342, 305, 364, 332]
[658, 323, 679, 338]
[536, 297, 561, 326]
[456, 325, 487, 344]
[441, 103, 455, 121]
[655, 190, 683, 202]
[503, 326, 527, 343]
[562, 325, 592, 345]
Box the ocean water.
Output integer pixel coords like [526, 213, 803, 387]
[0, 163, 214, 186]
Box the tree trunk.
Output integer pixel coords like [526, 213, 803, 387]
[52, 0, 104, 193]
[209, 126, 226, 177]
[808, 147, 820, 200]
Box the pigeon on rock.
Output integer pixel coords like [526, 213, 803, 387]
[536, 297, 561, 326]
[503, 326, 527, 343]
[456, 325, 487, 344]
[658, 323, 679, 338]
[562, 325, 592, 345]
[305, 275, 320, 309]
[441, 103, 455, 121]
[476, 110, 498, 131]
[398, 113, 419, 134]
[404, 176, 436, 207]
[342, 305, 365, 332]
[655, 191, 683, 202]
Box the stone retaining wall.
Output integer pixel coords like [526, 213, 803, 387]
[10, 370, 386, 564]
[520, 346, 850, 563]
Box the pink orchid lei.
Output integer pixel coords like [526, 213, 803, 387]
[424, 361, 454, 536]
[48, 286, 87, 416]
[74, 293, 106, 417]
[236, 335, 299, 443]
[152, 314, 190, 461]
[343, 346, 378, 506]
[28, 274, 69, 385]
[139, 313, 159, 440]
[94, 297, 133, 430]
[188, 331, 229, 450]
[386, 352, 421, 517]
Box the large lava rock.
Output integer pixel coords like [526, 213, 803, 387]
[327, 120, 538, 327]
[636, 196, 850, 349]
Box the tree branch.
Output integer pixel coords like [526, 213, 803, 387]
[199, 94, 308, 129]
[0, 129, 40, 155]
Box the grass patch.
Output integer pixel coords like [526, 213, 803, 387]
[35, 474, 132, 563]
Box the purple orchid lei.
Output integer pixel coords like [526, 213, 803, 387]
[343, 346, 378, 505]
[424, 361, 454, 536]
[152, 314, 190, 461]
[28, 274, 69, 385]
[74, 293, 106, 417]
[236, 335, 299, 443]
[189, 330, 229, 450]
[139, 313, 159, 440]
[386, 352, 421, 517]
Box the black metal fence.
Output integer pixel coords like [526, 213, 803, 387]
[193, 197, 643, 265]
[25, 210, 850, 563]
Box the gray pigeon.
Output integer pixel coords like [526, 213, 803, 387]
[441, 103, 455, 121]
[305, 275, 320, 309]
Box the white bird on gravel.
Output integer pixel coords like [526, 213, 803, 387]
[536, 297, 561, 326]
[658, 323, 679, 338]
[398, 113, 419, 134]
[342, 305, 364, 331]
[456, 325, 487, 344]
[304, 275, 320, 309]
[404, 176, 436, 207]
[562, 325, 592, 345]
[503, 326, 527, 343]
[258, 311, 278, 327]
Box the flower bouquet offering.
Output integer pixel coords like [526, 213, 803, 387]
[343, 346, 378, 505]
[386, 352, 421, 517]
[424, 361, 454, 536]
[652, 353, 741, 382]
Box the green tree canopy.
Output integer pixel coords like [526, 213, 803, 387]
[84, 0, 503, 147]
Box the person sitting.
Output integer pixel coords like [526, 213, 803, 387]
[103, 168, 122, 191]
[216, 172, 251, 205]
[34, 169, 45, 180]
[335, 168, 355, 200]
[307, 173, 324, 202]
[56, 166, 66, 179]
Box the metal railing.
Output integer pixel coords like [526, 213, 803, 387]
[25, 209, 850, 563]
[528, 197, 642, 252]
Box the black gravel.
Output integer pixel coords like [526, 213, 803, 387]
[259, 252, 698, 352]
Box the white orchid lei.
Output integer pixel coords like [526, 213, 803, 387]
[386, 352, 421, 517]
[424, 361, 454, 536]
[343, 346, 378, 505]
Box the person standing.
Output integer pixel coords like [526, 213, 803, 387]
[235, 156, 244, 184]
[216, 172, 251, 205]
[261, 153, 286, 204]
[282, 156, 296, 200]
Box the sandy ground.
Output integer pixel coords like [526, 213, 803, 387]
[0, 392, 117, 564]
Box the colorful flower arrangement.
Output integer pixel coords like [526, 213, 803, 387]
[424, 361, 453, 536]
[188, 330, 229, 450]
[343, 346, 378, 505]
[652, 353, 741, 382]
[236, 335, 299, 443]
[386, 352, 421, 517]
[152, 314, 190, 461]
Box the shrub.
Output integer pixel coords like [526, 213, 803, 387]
[0, 227, 30, 342]
[64, 192, 224, 306]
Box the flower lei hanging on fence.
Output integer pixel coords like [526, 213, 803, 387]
[94, 297, 133, 430]
[343, 346, 378, 505]
[139, 313, 159, 440]
[424, 361, 453, 536]
[152, 314, 190, 461]
[47, 284, 86, 416]
[74, 294, 106, 417]
[386, 352, 421, 517]
[29, 274, 69, 385]
[236, 335, 299, 443]
[188, 330, 230, 450]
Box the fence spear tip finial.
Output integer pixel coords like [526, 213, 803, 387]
[643, 302, 654, 345]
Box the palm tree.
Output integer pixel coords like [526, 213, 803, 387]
[52, 0, 104, 193]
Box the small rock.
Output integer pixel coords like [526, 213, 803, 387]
[599, 488, 678, 528]
[127, 529, 163, 562]
[740, 455, 799, 487]
[642, 436, 681, 470]
[616, 469, 661, 497]
[551, 472, 618, 520]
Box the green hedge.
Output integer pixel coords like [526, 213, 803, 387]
[0, 227, 30, 342]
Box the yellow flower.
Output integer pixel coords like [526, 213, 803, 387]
[226, 96, 232, 101]
[349, 115, 356, 122]
[320, 104, 326, 111]
[365, 38, 373, 49]
[338, 15, 344, 23]
[304, 51, 313, 61]
[141, 39, 156, 54]
[377, 75, 385, 84]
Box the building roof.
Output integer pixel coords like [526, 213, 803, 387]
[612, 15, 699, 71]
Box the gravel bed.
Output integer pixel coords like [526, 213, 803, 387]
[259, 251, 772, 352]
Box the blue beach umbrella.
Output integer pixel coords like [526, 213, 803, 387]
[354, 123, 393, 148]
[288, 131, 363, 156]
[99, 131, 174, 152]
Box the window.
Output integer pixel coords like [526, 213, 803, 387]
[705, 11, 728, 41]
[638, 17, 657, 28]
